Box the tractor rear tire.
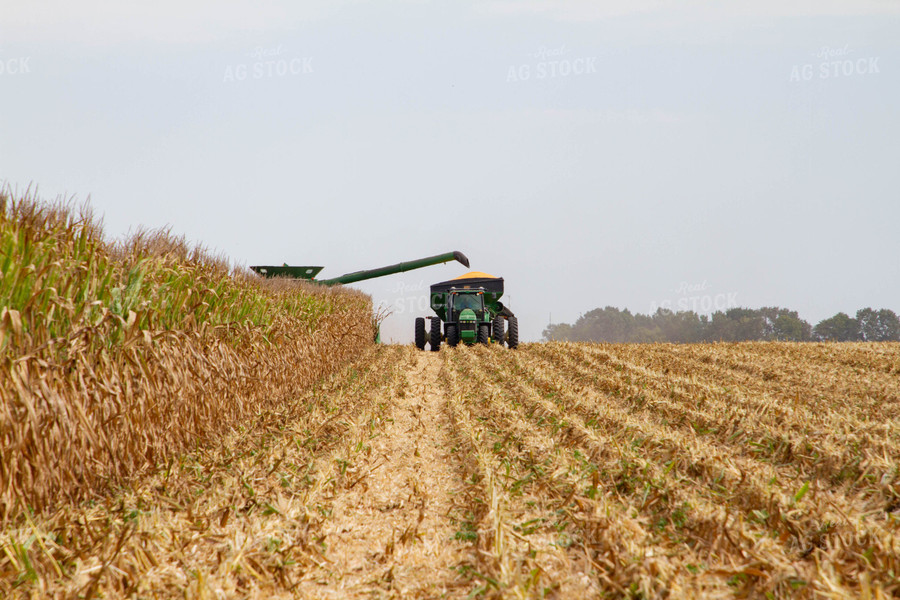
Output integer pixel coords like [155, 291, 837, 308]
[492, 316, 505, 346]
[447, 324, 460, 347]
[507, 316, 519, 349]
[430, 318, 442, 351]
[414, 317, 426, 350]
[477, 324, 490, 345]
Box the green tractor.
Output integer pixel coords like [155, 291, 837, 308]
[415, 271, 518, 350]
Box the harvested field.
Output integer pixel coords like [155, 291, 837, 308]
[3, 341, 899, 598]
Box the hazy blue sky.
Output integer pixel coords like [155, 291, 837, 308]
[3, 1, 898, 342]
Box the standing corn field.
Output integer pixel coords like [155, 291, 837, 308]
[0, 190, 373, 518]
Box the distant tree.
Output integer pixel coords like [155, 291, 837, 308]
[856, 308, 900, 341]
[813, 312, 859, 341]
[773, 314, 810, 341]
[572, 307, 636, 343]
[542, 322, 573, 342]
[728, 308, 767, 341]
[631, 312, 663, 343]
[758, 307, 812, 341]
[856, 308, 878, 341]
[547, 304, 897, 344]
[703, 308, 764, 341]
[698, 311, 728, 341]
[652, 309, 704, 343]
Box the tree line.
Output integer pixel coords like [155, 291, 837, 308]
[542, 306, 900, 343]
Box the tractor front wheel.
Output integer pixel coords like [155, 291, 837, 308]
[492, 316, 505, 346]
[507, 316, 519, 349]
[446, 324, 460, 347]
[430, 318, 442, 351]
[477, 324, 490, 345]
[415, 317, 426, 350]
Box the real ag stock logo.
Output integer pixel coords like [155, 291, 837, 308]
[506, 45, 597, 83]
[0, 50, 31, 76]
[649, 281, 739, 315]
[789, 45, 881, 82]
[223, 45, 313, 83]
[387, 280, 429, 315]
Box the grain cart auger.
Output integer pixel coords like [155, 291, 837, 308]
[416, 271, 518, 351]
[249, 251, 469, 285]
[249, 251, 470, 342]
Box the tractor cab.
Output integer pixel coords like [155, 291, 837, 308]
[448, 290, 485, 343]
[448, 289, 485, 317]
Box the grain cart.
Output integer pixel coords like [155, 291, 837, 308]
[415, 271, 518, 351]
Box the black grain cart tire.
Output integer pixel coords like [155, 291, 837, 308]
[492, 316, 505, 346]
[430, 318, 442, 351]
[477, 324, 490, 345]
[414, 317, 426, 350]
[446, 324, 460, 347]
[507, 316, 519, 349]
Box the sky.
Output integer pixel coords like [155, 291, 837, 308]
[2, 1, 898, 342]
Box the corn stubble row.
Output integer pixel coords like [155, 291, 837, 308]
[2, 344, 405, 599]
[437, 342, 900, 598]
[0, 190, 373, 518]
[2, 337, 898, 598]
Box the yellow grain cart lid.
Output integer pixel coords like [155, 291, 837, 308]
[452, 271, 499, 280]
